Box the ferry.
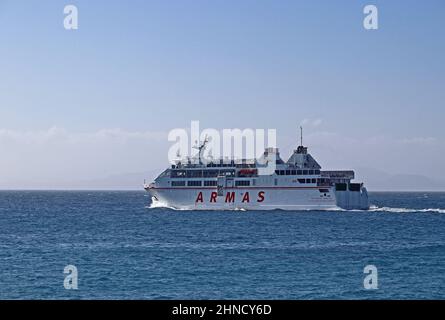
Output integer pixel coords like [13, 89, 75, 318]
[144, 132, 369, 210]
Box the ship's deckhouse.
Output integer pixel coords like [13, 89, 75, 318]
[153, 145, 356, 190]
[286, 146, 321, 170]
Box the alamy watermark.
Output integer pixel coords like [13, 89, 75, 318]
[363, 5, 378, 30]
[64, 5, 78, 30]
[363, 265, 378, 290]
[168, 121, 278, 174]
[64, 264, 78, 290]
[62, 4, 377, 32]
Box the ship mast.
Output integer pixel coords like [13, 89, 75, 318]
[296, 126, 307, 154]
[300, 126, 303, 146]
[193, 135, 209, 165]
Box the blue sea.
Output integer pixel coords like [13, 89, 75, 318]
[0, 191, 444, 300]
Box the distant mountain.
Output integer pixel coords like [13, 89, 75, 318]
[72, 170, 162, 190]
[355, 167, 445, 191]
[0, 170, 162, 190]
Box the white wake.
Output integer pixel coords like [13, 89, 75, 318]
[146, 197, 445, 214]
[368, 206, 445, 214]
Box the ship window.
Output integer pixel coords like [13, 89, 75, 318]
[279, 170, 285, 175]
[203, 170, 219, 178]
[306, 179, 311, 183]
[298, 179, 305, 184]
[171, 170, 186, 178]
[204, 180, 217, 186]
[158, 169, 170, 178]
[315, 170, 320, 175]
[187, 170, 203, 178]
[172, 181, 186, 187]
[303, 170, 308, 175]
[187, 181, 202, 187]
[312, 178, 316, 183]
[297, 170, 303, 175]
[285, 170, 291, 175]
[291, 170, 296, 175]
[235, 180, 250, 186]
[252, 179, 256, 186]
[274, 179, 278, 186]
[275, 170, 279, 175]
[309, 170, 314, 175]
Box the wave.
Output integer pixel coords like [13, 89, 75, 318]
[146, 197, 181, 210]
[368, 206, 445, 214]
[146, 197, 198, 211]
[146, 198, 445, 214]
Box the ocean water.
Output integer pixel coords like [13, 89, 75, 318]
[0, 191, 444, 300]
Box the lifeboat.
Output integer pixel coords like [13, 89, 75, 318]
[238, 169, 258, 176]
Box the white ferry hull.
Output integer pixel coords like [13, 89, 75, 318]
[146, 187, 339, 211]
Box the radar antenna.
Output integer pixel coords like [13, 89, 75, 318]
[193, 135, 209, 165]
[296, 126, 307, 154]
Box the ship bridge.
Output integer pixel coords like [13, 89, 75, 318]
[286, 146, 321, 169]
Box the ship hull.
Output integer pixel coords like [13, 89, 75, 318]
[146, 187, 341, 210]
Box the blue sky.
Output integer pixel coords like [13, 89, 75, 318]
[0, 0, 444, 188]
